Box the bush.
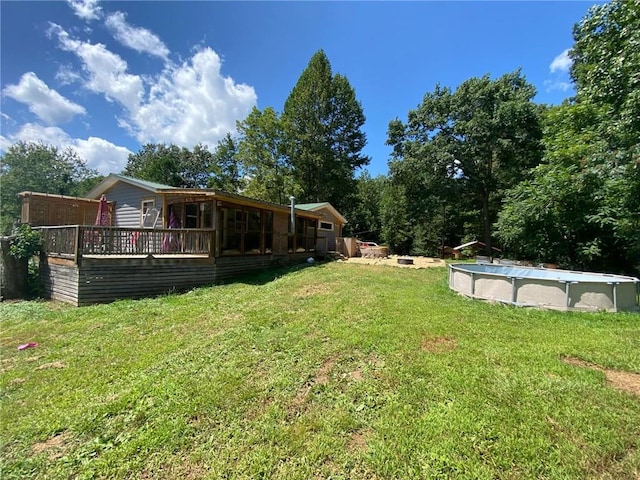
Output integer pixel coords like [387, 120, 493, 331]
[9, 224, 42, 259]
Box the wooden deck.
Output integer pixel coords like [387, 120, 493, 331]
[38, 226, 314, 306]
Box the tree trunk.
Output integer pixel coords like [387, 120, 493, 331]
[482, 194, 492, 257]
[0, 236, 29, 300]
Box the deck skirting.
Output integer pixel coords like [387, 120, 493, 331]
[41, 253, 312, 306]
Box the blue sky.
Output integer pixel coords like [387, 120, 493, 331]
[1, 1, 596, 177]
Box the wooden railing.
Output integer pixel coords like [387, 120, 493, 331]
[38, 226, 214, 260]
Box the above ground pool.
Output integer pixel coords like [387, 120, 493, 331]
[449, 263, 639, 312]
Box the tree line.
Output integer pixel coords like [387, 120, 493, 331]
[2, 0, 638, 275]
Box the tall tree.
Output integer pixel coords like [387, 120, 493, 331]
[281, 50, 369, 211]
[0, 142, 99, 233]
[236, 107, 298, 204]
[208, 133, 245, 193]
[343, 171, 386, 241]
[496, 0, 640, 275]
[570, 0, 640, 150]
[387, 71, 543, 255]
[123, 144, 187, 187]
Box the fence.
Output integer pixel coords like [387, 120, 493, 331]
[39, 226, 214, 259]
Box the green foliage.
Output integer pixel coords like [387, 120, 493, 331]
[236, 107, 299, 203]
[282, 50, 369, 212]
[208, 133, 245, 193]
[8, 224, 42, 259]
[496, 0, 640, 275]
[122, 140, 249, 193]
[0, 142, 99, 234]
[497, 147, 640, 274]
[2, 265, 639, 478]
[385, 71, 543, 255]
[570, 0, 640, 149]
[123, 143, 212, 188]
[380, 182, 412, 253]
[343, 171, 385, 240]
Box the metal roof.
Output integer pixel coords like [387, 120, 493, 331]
[453, 240, 501, 252]
[296, 202, 347, 224]
[86, 174, 177, 198]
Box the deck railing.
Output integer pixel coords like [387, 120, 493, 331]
[39, 226, 214, 260]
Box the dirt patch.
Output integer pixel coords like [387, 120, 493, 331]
[36, 361, 66, 370]
[140, 460, 208, 480]
[341, 255, 446, 269]
[562, 356, 640, 398]
[293, 283, 335, 299]
[422, 336, 457, 354]
[32, 432, 71, 458]
[315, 357, 336, 385]
[347, 431, 369, 453]
[350, 367, 364, 382]
[289, 357, 337, 417]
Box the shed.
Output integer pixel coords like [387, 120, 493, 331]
[452, 240, 502, 259]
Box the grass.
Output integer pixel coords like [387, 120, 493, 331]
[1, 262, 639, 479]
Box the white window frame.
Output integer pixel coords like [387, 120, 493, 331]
[319, 221, 334, 231]
[140, 199, 160, 228]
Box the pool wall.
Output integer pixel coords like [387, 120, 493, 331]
[449, 264, 639, 312]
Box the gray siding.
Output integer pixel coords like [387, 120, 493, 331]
[315, 207, 343, 251]
[105, 183, 162, 228]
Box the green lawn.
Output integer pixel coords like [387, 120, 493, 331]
[1, 262, 639, 479]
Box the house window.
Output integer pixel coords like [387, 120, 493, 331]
[185, 203, 199, 228]
[141, 199, 160, 228]
[220, 207, 242, 254]
[245, 208, 262, 254]
[218, 204, 280, 256]
[289, 216, 317, 252]
[319, 221, 333, 231]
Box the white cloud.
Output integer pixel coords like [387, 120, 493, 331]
[55, 65, 83, 86]
[3, 72, 86, 125]
[48, 23, 143, 110]
[550, 49, 572, 73]
[544, 79, 572, 93]
[130, 48, 257, 147]
[44, 25, 256, 157]
[74, 136, 132, 173]
[0, 123, 132, 174]
[67, 0, 102, 21]
[105, 11, 170, 61]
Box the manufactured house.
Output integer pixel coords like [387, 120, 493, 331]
[26, 175, 345, 306]
[296, 202, 347, 252]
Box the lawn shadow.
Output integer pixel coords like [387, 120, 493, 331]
[221, 259, 327, 286]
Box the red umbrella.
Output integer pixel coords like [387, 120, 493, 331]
[95, 195, 110, 226]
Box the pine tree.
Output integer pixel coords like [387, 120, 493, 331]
[282, 50, 369, 211]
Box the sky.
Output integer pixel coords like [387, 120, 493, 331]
[1, 1, 598, 178]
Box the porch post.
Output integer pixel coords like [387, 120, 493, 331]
[74, 226, 83, 265]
